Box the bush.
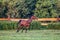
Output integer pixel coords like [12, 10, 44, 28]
[0, 21, 42, 30]
[0, 21, 60, 30]
[48, 22, 60, 29]
[0, 21, 17, 30]
[30, 21, 41, 30]
[30, 21, 48, 30]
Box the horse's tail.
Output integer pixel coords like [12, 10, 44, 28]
[17, 20, 22, 27]
[18, 20, 22, 24]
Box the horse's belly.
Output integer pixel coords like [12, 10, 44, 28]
[20, 24, 24, 26]
[20, 20, 30, 27]
[25, 24, 30, 27]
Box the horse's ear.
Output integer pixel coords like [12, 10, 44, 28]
[31, 16, 35, 19]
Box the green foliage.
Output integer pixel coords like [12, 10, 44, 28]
[0, 0, 36, 18]
[0, 0, 7, 18]
[0, 21, 60, 30]
[34, 0, 58, 18]
[0, 21, 17, 30]
[30, 21, 41, 30]
[0, 21, 42, 30]
[48, 22, 60, 29]
[0, 0, 60, 18]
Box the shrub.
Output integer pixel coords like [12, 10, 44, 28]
[48, 22, 60, 29]
[0, 21, 42, 30]
[30, 21, 42, 30]
[0, 21, 60, 30]
[0, 21, 17, 30]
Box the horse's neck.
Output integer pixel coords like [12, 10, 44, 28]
[27, 19, 32, 23]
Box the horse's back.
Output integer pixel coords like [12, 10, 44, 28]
[20, 20, 27, 26]
[20, 20, 30, 27]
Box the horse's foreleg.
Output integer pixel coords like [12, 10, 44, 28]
[21, 27, 24, 33]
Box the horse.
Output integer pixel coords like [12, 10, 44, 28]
[16, 15, 38, 33]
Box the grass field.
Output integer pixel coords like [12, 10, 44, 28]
[0, 30, 60, 40]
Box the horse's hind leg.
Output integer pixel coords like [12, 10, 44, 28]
[25, 29, 27, 33]
[17, 26, 21, 32]
[16, 27, 20, 32]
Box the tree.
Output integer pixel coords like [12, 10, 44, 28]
[56, 0, 60, 17]
[0, 0, 8, 18]
[0, 0, 59, 18]
[34, 0, 57, 18]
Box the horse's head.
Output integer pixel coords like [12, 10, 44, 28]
[30, 15, 38, 20]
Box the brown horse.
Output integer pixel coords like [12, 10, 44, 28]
[16, 15, 38, 33]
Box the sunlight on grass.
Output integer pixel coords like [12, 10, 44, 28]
[0, 30, 60, 40]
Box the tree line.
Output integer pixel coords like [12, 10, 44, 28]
[0, 0, 60, 18]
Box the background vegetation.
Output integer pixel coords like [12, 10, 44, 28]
[0, 0, 60, 18]
[0, 0, 60, 30]
[0, 21, 60, 30]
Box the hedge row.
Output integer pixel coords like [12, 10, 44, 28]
[0, 21, 60, 30]
[47, 22, 60, 29]
[0, 21, 17, 30]
[0, 21, 42, 30]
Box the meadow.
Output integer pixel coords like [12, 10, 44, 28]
[0, 30, 60, 40]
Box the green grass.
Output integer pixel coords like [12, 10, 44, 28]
[0, 30, 60, 40]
